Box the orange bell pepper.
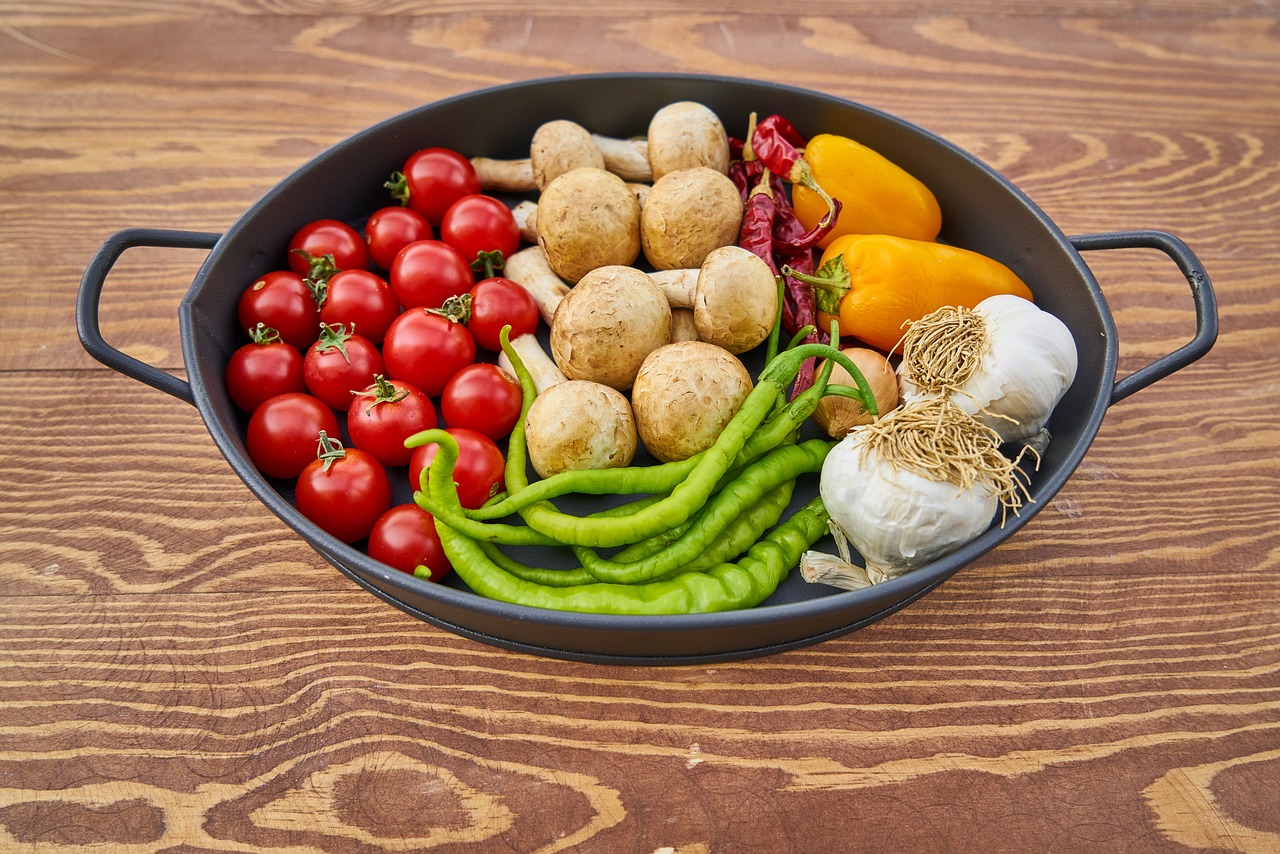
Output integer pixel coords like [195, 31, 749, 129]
[790, 234, 1034, 353]
[792, 134, 942, 249]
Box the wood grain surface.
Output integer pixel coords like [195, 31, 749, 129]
[2, 2, 1277, 851]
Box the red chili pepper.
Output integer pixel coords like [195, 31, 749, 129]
[750, 113, 839, 230]
[737, 172, 779, 274]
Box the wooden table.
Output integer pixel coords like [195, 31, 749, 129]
[2, 2, 1276, 851]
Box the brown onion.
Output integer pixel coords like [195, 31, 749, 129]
[812, 347, 900, 438]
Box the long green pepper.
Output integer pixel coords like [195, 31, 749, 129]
[421, 494, 832, 615]
[572, 439, 832, 584]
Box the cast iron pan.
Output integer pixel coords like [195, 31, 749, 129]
[77, 74, 1217, 664]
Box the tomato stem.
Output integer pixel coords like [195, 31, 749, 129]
[315, 430, 347, 472]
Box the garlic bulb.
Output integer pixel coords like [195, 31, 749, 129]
[897, 294, 1077, 453]
[808, 397, 1028, 584]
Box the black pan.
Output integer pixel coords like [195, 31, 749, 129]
[77, 73, 1217, 664]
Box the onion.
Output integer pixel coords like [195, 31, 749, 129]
[812, 347, 899, 437]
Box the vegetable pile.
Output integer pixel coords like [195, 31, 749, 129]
[226, 101, 1079, 613]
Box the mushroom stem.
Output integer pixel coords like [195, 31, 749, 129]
[592, 134, 652, 182]
[499, 333, 567, 395]
[470, 157, 536, 192]
[503, 246, 569, 326]
[670, 309, 700, 342]
[648, 268, 700, 310]
[511, 200, 539, 245]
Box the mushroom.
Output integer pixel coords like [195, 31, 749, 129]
[507, 183, 649, 247]
[468, 101, 728, 192]
[640, 166, 743, 271]
[525, 380, 638, 478]
[631, 341, 754, 463]
[536, 167, 642, 284]
[549, 265, 671, 391]
[530, 119, 606, 190]
[647, 245, 777, 355]
[646, 101, 731, 180]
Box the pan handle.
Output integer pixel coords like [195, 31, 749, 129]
[1070, 230, 1217, 406]
[76, 228, 221, 406]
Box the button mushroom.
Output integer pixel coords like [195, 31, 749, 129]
[646, 101, 731, 180]
[648, 245, 778, 355]
[549, 264, 671, 391]
[536, 167, 642, 284]
[525, 380, 638, 478]
[631, 341, 754, 463]
[640, 166, 744, 271]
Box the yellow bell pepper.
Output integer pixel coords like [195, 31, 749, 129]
[791, 234, 1034, 353]
[792, 134, 942, 249]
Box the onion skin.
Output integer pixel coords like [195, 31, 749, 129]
[812, 347, 899, 437]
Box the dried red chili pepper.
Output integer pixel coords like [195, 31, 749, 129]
[737, 172, 779, 274]
[750, 113, 838, 230]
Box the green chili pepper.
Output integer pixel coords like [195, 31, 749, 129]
[512, 342, 859, 548]
[421, 497, 831, 615]
[572, 439, 831, 584]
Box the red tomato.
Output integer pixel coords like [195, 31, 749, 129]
[317, 269, 400, 346]
[295, 433, 391, 543]
[287, 218, 369, 275]
[409, 428, 505, 510]
[390, 147, 482, 226]
[225, 325, 306, 413]
[441, 363, 522, 442]
[440, 194, 520, 265]
[246, 393, 340, 480]
[466, 277, 540, 352]
[364, 206, 433, 271]
[303, 324, 385, 411]
[347, 376, 438, 468]
[389, 239, 474, 309]
[367, 503, 451, 579]
[237, 270, 320, 352]
[382, 308, 476, 397]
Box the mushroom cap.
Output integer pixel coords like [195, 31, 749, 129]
[525, 380, 637, 478]
[530, 119, 605, 191]
[692, 245, 779, 355]
[550, 265, 672, 391]
[647, 101, 731, 180]
[536, 168, 641, 284]
[640, 167, 744, 271]
[631, 341, 754, 463]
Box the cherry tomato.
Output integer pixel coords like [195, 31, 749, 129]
[363, 206, 433, 271]
[441, 363, 522, 442]
[246, 392, 340, 480]
[317, 269, 400, 346]
[295, 433, 391, 543]
[466, 276, 540, 352]
[409, 427, 505, 510]
[303, 324, 385, 411]
[367, 503, 451, 579]
[287, 218, 369, 276]
[389, 239, 474, 309]
[390, 147, 482, 226]
[225, 325, 306, 413]
[382, 308, 476, 397]
[237, 270, 320, 352]
[439, 194, 521, 266]
[347, 376, 438, 468]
